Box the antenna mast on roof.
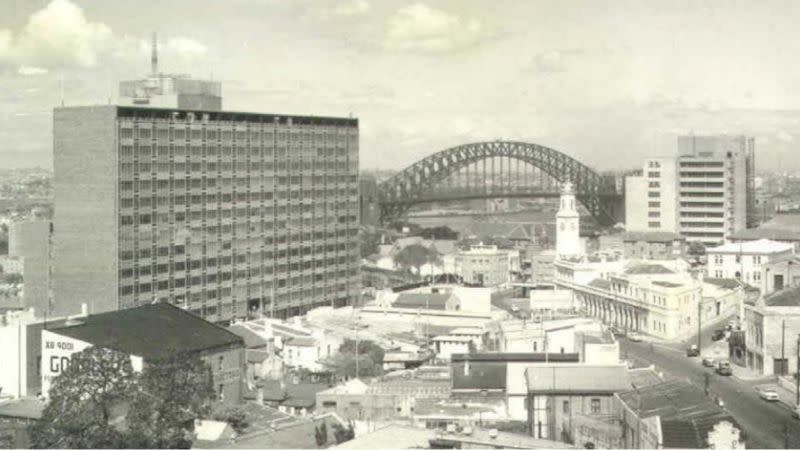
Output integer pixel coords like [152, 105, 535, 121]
[151, 32, 159, 76]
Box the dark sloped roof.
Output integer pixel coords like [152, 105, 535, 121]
[764, 286, 800, 307]
[625, 264, 675, 275]
[283, 383, 330, 408]
[228, 324, 269, 349]
[621, 231, 684, 243]
[261, 379, 288, 402]
[703, 278, 742, 290]
[0, 398, 45, 420]
[661, 413, 741, 448]
[728, 227, 800, 242]
[50, 303, 244, 360]
[393, 293, 450, 310]
[451, 361, 507, 391]
[451, 352, 579, 363]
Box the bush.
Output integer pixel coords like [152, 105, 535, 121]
[212, 406, 249, 434]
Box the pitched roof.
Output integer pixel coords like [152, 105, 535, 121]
[194, 419, 236, 442]
[728, 227, 800, 242]
[332, 424, 435, 450]
[628, 368, 665, 390]
[247, 350, 270, 363]
[525, 365, 632, 394]
[703, 278, 743, 290]
[0, 398, 45, 420]
[228, 324, 269, 349]
[392, 293, 451, 310]
[616, 379, 725, 421]
[660, 415, 741, 449]
[260, 379, 287, 402]
[285, 336, 316, 347]
[283, 383, 330, 408]
[49, 303, 244, 360]
[763, 286, 800, 307]
[707, 239, 794, 254]
[621, 231, 685, 243]
[451, 360, 507, 391]
[451, 353, 580, 363]
[624, 264, 675, 275]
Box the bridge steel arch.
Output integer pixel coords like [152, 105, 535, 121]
[378, 140, 619, 225]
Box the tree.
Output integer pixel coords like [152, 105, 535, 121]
[2, 273, 22, 285]
[323, 339, 385, 379]
[125, 352, 216, 448]
[332, 422, 355, 444]
[420, 226, 458, 240]
[688, 242, 706, 256]
[359, 230, 382, 258]
[30, 348, 217, 449]
[29, 347, 138, 449]
[314, 422, 328, 447]
[212, 405, 249, 435]
[394, 244, 441, 275]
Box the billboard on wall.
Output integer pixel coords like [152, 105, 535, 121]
[41, 329, 92, 397]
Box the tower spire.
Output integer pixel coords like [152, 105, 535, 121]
[151, 32, 158, 76]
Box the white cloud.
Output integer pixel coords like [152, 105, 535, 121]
[776, 130, 794, 143]
[165, 37, 208, 59]
[17, 66, 48, 75]
[3, 0, 113, 69]
[0, 0, 208, 74]
[532, 51, 567, 73]
[383, 3, 489, 53]
[333, 0, 370, 17]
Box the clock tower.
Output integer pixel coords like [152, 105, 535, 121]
[556, 181, 581, 258]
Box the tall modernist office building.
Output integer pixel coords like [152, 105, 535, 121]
[52, 105, 360, 322]
[625, 135, 755, 247]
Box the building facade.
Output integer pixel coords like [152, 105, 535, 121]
[706, 239, 794, 290]
[556, 182, 581, 258]
[52, 105, 360, 322]
[8, 219, 51, 316]
[743, 287, 800, 375]
[453, 244, 519, 287]
[625, 135, 756, 246]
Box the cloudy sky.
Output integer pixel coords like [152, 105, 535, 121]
[2, 0, 800, 172]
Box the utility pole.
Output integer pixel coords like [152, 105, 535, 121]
[796, 333, 799, 407]
[697, 297, 702, 352]
[781, 320, 786, 375]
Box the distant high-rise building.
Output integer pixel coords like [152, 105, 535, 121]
[8, 217, 51, 316]
[118, 33, 222, 111]
[625, 135, 756, 247]
[52, 105, 360, 322]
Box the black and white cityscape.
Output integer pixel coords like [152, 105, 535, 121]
[2, 1, 800, 449]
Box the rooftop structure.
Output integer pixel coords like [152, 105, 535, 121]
[525, 364, 632, 394]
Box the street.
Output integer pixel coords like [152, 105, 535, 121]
[620, 338, 800, 448]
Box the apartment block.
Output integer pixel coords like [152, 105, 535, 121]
[625, 136, 755, 246]
[52, 105, 360, 323]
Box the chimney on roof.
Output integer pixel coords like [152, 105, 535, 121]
[80, 303, 88, 317]
[464, 358, 470, 376]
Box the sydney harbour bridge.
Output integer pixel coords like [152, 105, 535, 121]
[375, 140, 625, 226]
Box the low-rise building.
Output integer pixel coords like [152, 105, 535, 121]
[761, 254, 800, 295]
[525, 364, 632, 441]
[744, 285, 800, 375]
[621, 231, 686, 260]
[451, 352, 581, 421]
[454, 244, 520, 287]
[558, 262, 703, 341]
[0, 397, 44, 448]
[316, 369, 451, 422]
[40, 303, 246, 404]
[432, 335, 474, 360]
[615, 379, 743, 449]
[706, 239, 794, 290]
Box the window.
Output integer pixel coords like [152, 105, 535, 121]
[563, 400, 570, 414]
[648, 191, 660, 198]
[218, 384, 224, 401]
[218, 356, 224, 370]
[590, 398, 601, 413]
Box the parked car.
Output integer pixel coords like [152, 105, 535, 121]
[610, 326, 626, 337]
[711, 329, 726, 341]
[759, 389, 780, 402]
[627, 332, 643, 342]
[702, 356, 716, 367]
[716, 361, 732, 376]
[686, 345, 700, 357]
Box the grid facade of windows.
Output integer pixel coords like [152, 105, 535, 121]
[57, 105, 360, 323]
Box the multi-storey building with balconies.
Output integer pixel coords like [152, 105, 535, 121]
[52, 105, 360, 323]
[625, 135, 755, 247]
